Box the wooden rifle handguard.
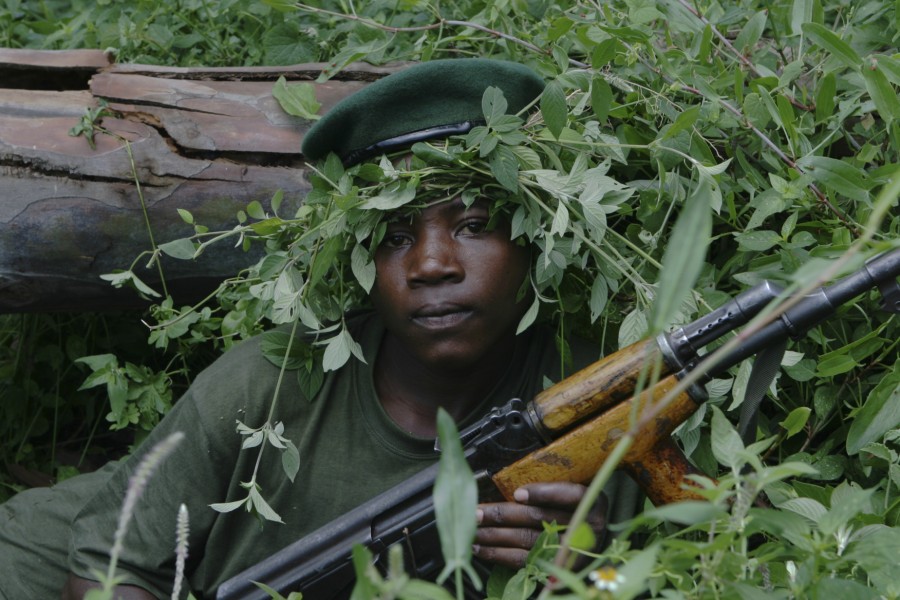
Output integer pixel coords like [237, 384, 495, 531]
[493, 372, 706, 505]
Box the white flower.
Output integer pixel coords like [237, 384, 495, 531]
[785, 560, 797, 584]
[589, 566, 625, 592]
[834, 524, 853, 557]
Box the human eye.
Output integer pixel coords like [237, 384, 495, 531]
[381, 228, 413, 248]
[458, 218, 488, 236]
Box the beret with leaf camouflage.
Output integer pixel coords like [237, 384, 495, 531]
[301, 58, 546, 165]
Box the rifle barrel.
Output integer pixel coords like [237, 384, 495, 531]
[706, 248, 900, 377]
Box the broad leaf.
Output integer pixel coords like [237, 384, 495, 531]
[540, 80, 567, 139]
[434, 409, 481, 590]
[847, 362, 900, 454]
[649, 174, 711, 332]
[802, 22, 862, 69]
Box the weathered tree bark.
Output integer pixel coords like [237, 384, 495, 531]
[0, 49, 399, 312]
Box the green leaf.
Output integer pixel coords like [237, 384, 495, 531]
[489, 144, 520, 192]
[742, 92, 771, 128]
[802, 22, 862, 69]
[540, 80, 567, 139]
[589, 275, 608, 322]
[790, 0, 815, 36]
[862, 62, 900, 122]
[734, 10, 767, 54]
[315, 43, 374, 84]
[297, 361, 324, 401]
[846, 363, 900, 454]
[251, 582, 290, 600]
[209, 497, 249, 513]
[176, 208, 193, 224]
[260, 330, 304, 370]
[158, 238, 197, 260]
[778, 496, 828, 523]
[661, 105, 701, 140]
[735, 230, 782, 252]
[396, 580, 456, 600]
[649, 175, 711, 332]
[350, 545, 381, 596]
[362, 179, 416, 210]
[350, 244, 375, 294]
[434, 409, 481, 590]
[246, 200, 266, 220]
[250, 217, 284, 236]
[816, 72, 837, 122]
[816, 353, 859, 376]
[516, 297, 540, 334]
[568, 523, 596, 552]
[710, 405, 744, 470]
[249, 484, 284, 523]
[780, 407, 811, 438]
[845, 528, 900, 597]
[618, 308, 647, 349]
[616, 543, 660, 599]
[819, 485, 873, 536]
[273, 77, 321, 120]
[546, 16, 574, 42]
[321, 331, 350, 372]
[281, 440, 300, 483]
[642, 501, 721, 525]
[550, 201, 569, 236]
[411, 142, 455, 164]
[309, 236, 341, 287]
[591, 76, 612, 122]
[482, 86, 508, 125]
[263, 24, 315, 66]
[626, 0, 664, 24]
[75, 353, 118, 373]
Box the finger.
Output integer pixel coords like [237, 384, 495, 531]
[477, 502, 576, 528]
[471, 543, 530, 569]
[518, 485, 610, 526]
[515, 482, 593, 508]
[474, 525, 542, 550]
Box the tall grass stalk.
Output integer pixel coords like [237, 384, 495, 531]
[105, 432, 185, 590]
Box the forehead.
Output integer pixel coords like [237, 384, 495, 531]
[389, 196, 490, 224]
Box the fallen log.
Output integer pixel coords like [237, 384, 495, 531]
[0, 49, 399, 312]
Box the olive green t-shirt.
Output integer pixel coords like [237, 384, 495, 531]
[0, 313, 640, 599]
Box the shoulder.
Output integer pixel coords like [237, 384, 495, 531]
[188, 311, 382, 414]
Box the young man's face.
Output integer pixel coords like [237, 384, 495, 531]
[371, 197, 531, 371]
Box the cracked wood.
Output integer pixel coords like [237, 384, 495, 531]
[1, 51, 395, 311]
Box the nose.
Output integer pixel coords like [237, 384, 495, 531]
[405, 231, 464, 286]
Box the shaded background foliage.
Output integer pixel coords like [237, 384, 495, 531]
[1, 0, 899, 595]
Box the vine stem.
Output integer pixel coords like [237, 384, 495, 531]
[677, 0, 814, 112]
[292, 3, 859, 234]
[292, 2, 551, 57]
[120, 136, 170, 298]
[247, 318, 300, 473]
[536, 434, 632, 600]
[540, 170, 898, 594]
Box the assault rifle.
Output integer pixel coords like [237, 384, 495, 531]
[217, 249, 900, 600]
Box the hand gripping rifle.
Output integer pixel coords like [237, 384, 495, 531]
[217, 249, 900, 600]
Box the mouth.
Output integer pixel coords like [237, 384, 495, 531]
[411, 304, 474, 329]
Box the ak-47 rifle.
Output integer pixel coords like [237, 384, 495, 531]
[217, 249, 900, 600]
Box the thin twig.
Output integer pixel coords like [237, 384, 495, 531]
[293, 2, 550, 57]
[292, 3, 859, 234]
[677, 0, 814, 112]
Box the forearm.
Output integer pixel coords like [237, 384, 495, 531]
[62, 574, 157, 600]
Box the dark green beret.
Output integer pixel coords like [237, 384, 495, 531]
[301, 58, 545, 165]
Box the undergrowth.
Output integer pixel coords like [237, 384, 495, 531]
[2, 0, 900, 597]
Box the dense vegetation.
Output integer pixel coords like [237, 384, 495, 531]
[2, 0, 899, 598]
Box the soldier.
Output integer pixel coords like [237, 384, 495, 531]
[1, 59, 639, 599]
